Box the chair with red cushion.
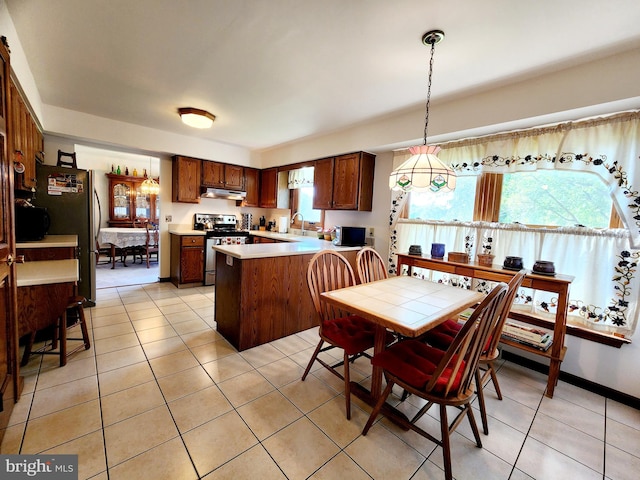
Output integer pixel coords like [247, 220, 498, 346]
[302, 250, 393, 419]
[362, 282, 508, 480]
[421, 269, 526, 434]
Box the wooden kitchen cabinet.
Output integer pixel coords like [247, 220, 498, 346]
[259, 167, 278, 208]
[172, 155, 201, 203]
[170, 234, 205, 287]
[313, 151, 375, 211]
[240, 167, 260, 207]
[106, 173, 159, 227]
[202, 161, 244, 190]
[10, 78, 43, 191]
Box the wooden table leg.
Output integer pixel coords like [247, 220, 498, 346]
[110, 244, 116, 269]
[369, 325, 387, 399]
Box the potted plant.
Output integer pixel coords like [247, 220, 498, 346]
[477, 235, 495, 267]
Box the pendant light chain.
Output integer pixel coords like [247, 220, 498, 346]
[423, 39, 436, 146]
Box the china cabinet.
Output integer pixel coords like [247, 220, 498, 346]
[106, 173, 159, 227]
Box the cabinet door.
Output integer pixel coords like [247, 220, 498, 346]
[331, 153, 361, 210]
[312, 157, 334, 209]
[134, 188, 152, 222]
[181, 247, 204, 283]
[242, 167, 260, 207]
[172, 156, 201, 203]
[111, 181, 132, 222]
[225, 165, 244, 190]
[202, 161, 225, 187]
[0, 37, 20, 441]
[259, 167, 278, 208]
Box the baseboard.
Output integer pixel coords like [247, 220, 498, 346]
[501, 350, 640, 409]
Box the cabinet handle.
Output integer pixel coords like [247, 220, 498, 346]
[6, 254, 25, 266]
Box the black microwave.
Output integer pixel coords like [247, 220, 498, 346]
[332, 226, 366, 246]
[15, 206, 51, 241]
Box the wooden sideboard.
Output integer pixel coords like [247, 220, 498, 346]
[396, 253, 574, 398]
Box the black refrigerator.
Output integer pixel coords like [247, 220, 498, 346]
[31, 164, 97, 306]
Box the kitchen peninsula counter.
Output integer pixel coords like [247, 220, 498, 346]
[215, 231, 359, 259]
[214, 233, 362, 351]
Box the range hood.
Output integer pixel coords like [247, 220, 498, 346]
[200, 187, 247, 200]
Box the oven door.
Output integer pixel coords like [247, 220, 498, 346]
[205, 237, 219, 286]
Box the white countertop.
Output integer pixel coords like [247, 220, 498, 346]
[215, 231, 360, 259]
[168, 229, 206, 236]
[16, 235, 78, 249]
[16, 259, 79, 287]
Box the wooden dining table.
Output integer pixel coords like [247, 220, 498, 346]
[98, 227, 148, 269]
[320, 275, 484, 405]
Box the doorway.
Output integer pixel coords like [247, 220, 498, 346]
[75, 145, 161, 289]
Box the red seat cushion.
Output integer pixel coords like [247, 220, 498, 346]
[372, 340, 465, 392]
[425, 319, 493, 353]
[321, 315, 379, 355]
[423, 319, 463, 350]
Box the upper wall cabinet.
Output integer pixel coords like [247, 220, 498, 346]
[259, 167, 278, 208]
[240, 167, 260, 207]
[172, 155, 201, 203]
[313, 151, 375, 211]
[202, 161, 244, 190]
[10, 79, 42, 191]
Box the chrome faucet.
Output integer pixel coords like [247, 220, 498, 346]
[291, 212, 304, 236]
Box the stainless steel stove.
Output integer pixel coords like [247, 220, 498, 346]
[194, 214, 250, 285]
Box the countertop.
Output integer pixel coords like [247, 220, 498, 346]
[16, 235, 78, 249]
[16, 259, 79, 287]
[168, 230, 206, 236]
[214, 231, 361, 259]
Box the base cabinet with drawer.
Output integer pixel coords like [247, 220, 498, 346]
[170, 234, 205, 287]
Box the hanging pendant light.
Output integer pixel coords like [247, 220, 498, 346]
[389, 30, 456, 193]
[140, 158, 160, 195]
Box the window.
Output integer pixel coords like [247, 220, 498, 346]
[407, 175, 477, 221]
[291, 186, 322, 226]
[500, 170, 612, 228]
[406, 170, 615, 228]
[287, 167, 322, 229]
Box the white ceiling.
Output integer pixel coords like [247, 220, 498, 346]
[6, 0, 640, 151]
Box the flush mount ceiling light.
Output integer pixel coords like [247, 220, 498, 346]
[389, 29, 456, 193]
[178, 107, 216, 129]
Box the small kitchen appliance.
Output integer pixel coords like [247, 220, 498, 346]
[194, 213, 250, 285]
[332, 226, 366, 246]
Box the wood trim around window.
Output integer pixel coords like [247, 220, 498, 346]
[473, 172, 502, 222]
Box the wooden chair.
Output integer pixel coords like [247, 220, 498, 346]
[142, 222, 159, 268]
[421, 269, 527, 434]
[361, 282, 509, 480]
[302, 250, 393, 419]
[355, 247, 388, 283]
[56, 149, 77, 168]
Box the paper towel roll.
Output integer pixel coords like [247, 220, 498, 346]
[279, 216, 288, 233]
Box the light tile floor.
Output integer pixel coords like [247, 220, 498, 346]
[2, 282, 639, 479]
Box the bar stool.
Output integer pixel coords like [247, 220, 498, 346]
[53, 296, 91, 366]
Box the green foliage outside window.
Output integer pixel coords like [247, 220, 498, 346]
[500, 170, 611, 227]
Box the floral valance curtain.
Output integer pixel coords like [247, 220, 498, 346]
[434, 111, 640, 247]
[388, 111, 640, 337]
[287, 167, 314, 189]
